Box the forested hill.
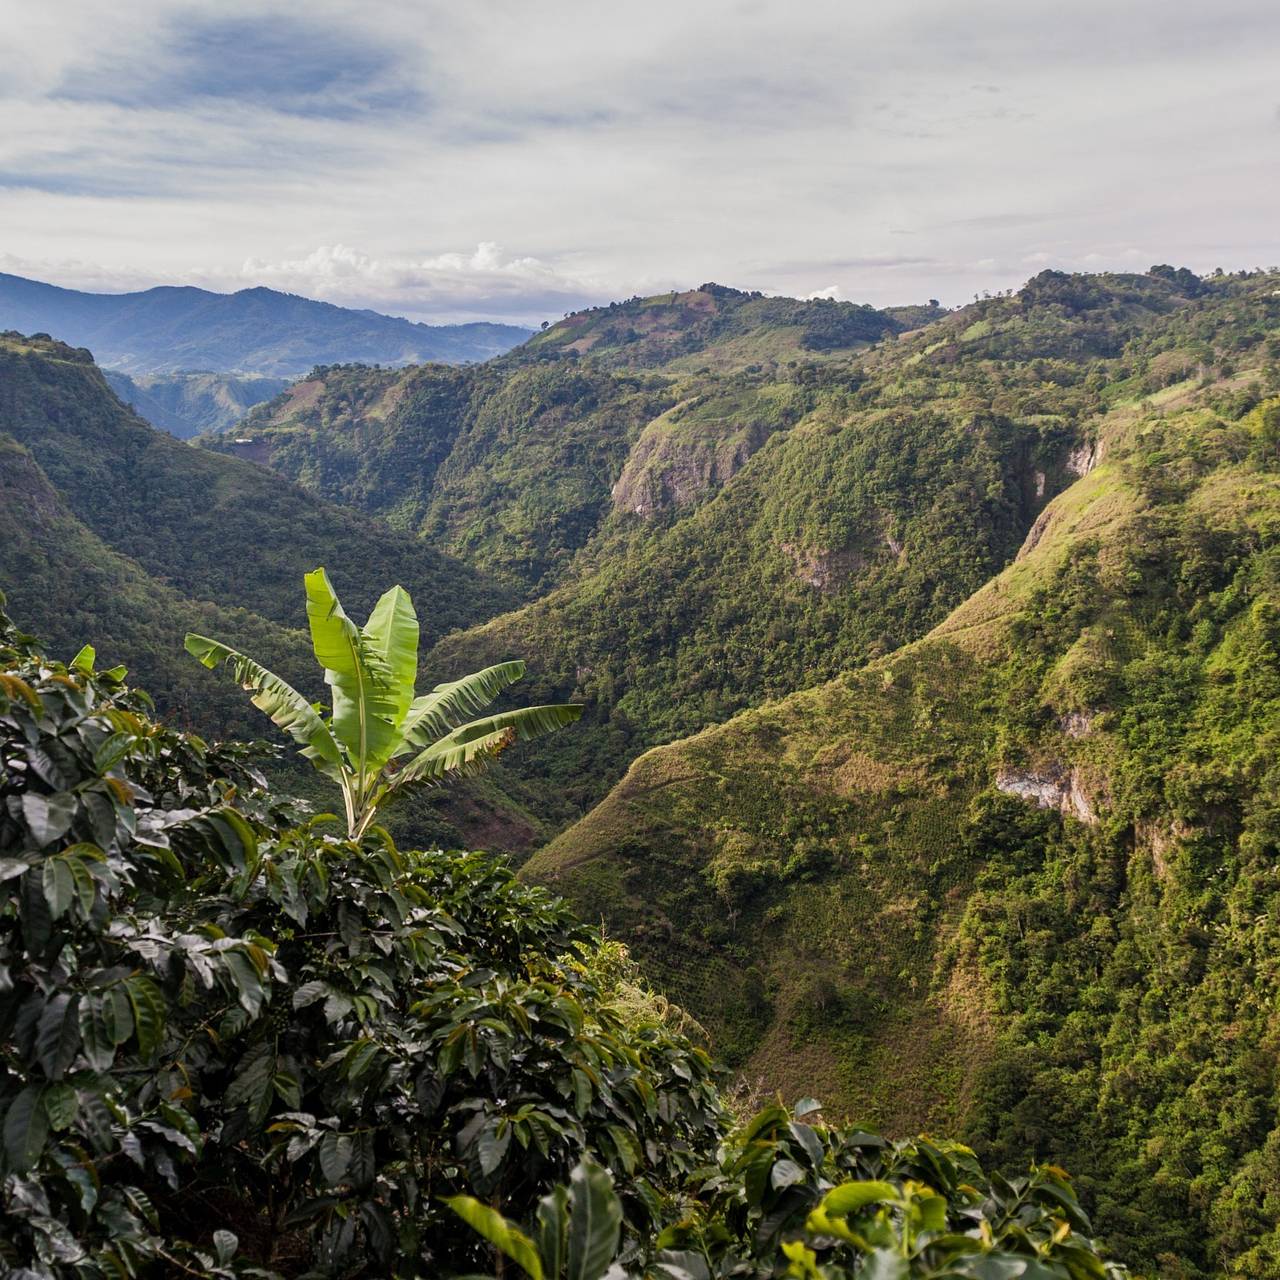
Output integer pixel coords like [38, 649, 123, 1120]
[102, 369, 291, 437]
[262, 271, 1237, 837]
[209, 284, 923, 596]
[4, 267, 1280, 1276]
[525, 273, 1280, 1274]
[210, 271, 1259, 850]
[0, 272, 531, 376]
[0, 333, 517, 742]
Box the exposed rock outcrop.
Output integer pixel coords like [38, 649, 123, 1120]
[611, 419, 771, 516]
[1058, 711, 1096, 739]
[996, 763, 1097, 824]
[1066, 439, 1099, 477]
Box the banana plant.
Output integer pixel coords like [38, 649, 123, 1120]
[447, 1158, 623, 1280]
[185, 568, 581, 839]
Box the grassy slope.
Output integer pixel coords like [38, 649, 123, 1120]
[524, 276, 1280, 1274]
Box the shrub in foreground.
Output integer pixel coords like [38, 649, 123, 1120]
[0, 604, 1125, 1277]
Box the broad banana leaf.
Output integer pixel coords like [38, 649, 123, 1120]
[396, 660, 528, 753]
[393, 725, 520, 787]
[361, 584, 419, 729]
[303, 568, 400, 776]
[445, 1196, 543, 1280]
[395, 704, 582, 787]
[184, 634, 344, 780]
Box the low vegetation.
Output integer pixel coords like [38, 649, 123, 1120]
[0, 602, 1124, 1277]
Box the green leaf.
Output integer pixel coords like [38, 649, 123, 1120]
[478, 1119, 512, 1176]
[304, 568, 399, 775]
[125, 975, 165, 1058]
[3, 1085, 48, 1172]
[36, 992, 80, 1077]
[42, 856, 75, 918]
[103, 984, 134, 1046]
[23, 792, 77, 847]
[43, 1082, 78, 1131]
[223, 948, 267, 1017]
[398, 660, 527, 752]
[446, 1195, 544, 1280]
[70, 644, 95, 674]
[318, 1131, 353, 1186]
[361, 584, 419, 736]
[536, 1184, 569, 1280]
[567, 1158, 622, 1280]
[396, 705, 582, 789]
[79, 994, 116, 1072]
[227, 1043, 275, 1122]
[821, 1180, 900, 1216]
[185, 632, 345, 781]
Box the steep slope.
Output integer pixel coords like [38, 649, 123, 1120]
[421, 271, 1210, 827]
[0, 334, 516, 638]
[0, 435, 312, 737]
[207, 285, 915, 594]
[524, 275, 1280, 1274]
[103, 369, 290, 437]
[219, 360, 678, 595]
[225, 272, 1222, 848]
[0, 335, 552, 852]
[0, 273, 530, 375]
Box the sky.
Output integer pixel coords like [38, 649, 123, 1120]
[1, 0, 1277, 326]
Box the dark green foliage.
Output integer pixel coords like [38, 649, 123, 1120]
[798, 299, 896, 352]
[0, 606, 1124, 1278]
[456, 1107, 1126, 1279]
[0, 336, 515, 637]
[0, 605, 720, 1275]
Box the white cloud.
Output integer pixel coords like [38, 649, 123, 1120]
[0, 0, 1277, 322]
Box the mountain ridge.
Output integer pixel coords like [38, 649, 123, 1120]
[0, 271, 532, 377]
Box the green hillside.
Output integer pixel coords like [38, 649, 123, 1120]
[103, 368, 290, 437]
[0, 334, 539, 849]
[216, 271, 1259, 856]
[420, 270, 1223, 830]
[0, 334, 516, 638]
[524, 274, 1280, 1275]
[6, 270, 1280, 1276]
[206, 285, 919, 597]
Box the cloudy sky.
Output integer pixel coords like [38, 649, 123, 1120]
[1, 0, 1277, 325]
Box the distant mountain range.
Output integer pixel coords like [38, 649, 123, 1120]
[0, 272, 532, 378]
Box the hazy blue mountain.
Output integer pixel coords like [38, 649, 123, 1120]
[103, 369, 291, 437]
[0, 272, 532, 376]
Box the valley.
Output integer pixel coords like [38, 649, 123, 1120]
[2, 266, 1279, 1275]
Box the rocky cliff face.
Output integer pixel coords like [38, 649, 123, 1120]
[611, 416, 774, 516]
